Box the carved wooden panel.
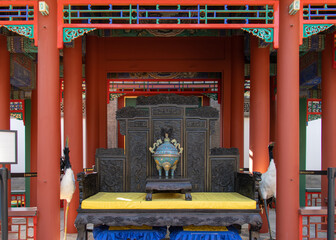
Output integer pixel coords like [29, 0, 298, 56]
[136, 94, 199, 106]
[95, 149, 126, 192]
[128, 131, 148, 192]
[186, 119, 206, 128]
[99, 159, 125, 192]
[210, 156, 237, 192]
[152, 106, 183, 117]
[152, 119, 182, 143]
[129, 120, 148, 128]
[186, 131, 206, 192]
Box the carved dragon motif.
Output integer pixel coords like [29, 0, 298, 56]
[149, 139, 163, 153]
[171, 139, 183, 154]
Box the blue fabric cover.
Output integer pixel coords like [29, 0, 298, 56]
[93, 225, 167, 240]
[169, 226, 242, 240]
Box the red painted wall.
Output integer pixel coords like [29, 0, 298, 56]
[102, 37, 226, 72]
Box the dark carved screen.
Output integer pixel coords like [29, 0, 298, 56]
[115, 94, 225, 193]
[209, 148, 239, 192]
[186, 131, 206, 192]
[95, 148, 126, 192]
[127, 131, 148, 192]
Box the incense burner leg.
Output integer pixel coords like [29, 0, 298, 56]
[185, 191, 192, 201]
[156, 164, 162, 177]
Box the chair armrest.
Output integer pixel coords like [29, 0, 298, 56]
[235, 172, 261, 201]
[77, 172, 99, 205]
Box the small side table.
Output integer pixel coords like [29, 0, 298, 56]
[145, 177, 192, 201]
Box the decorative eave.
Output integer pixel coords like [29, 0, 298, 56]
[303, 24, 334, 38]
[2, 25, 34, 39]
[63, 27, 96, 43]
[241, 28, 274, 43]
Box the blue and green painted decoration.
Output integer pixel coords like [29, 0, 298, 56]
[63, 4, 274, 25]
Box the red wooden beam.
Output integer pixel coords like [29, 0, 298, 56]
[303, 0, 336, 3]
[63, 23, 275, 29]
[57, 0, 278, 48]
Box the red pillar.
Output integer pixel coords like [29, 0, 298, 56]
[0, 35, 10, 130]
[37, 0, 60, 238]
[321, 34, 336, 203]
[277, 0, 300, 238]
[0, 35, 11, 204]
[221, 37, 231, 148]
[30, 88, 37, 207]
[98, 39, 107, 148]
[63, 37, 83, 233]
[270, 77, 276, 142]
[250, 36, 270, 233]
[250, 36, 270, 173]
[231, 36, 245, 168]
[86, 36, 100, 167]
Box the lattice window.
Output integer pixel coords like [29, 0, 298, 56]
[303, 4, 336, 20]
[11, 194, 26, 208]
[63, 4, 274, 25]
[301, 215, 328, 239]
[305, 192, 322, 207]
[8, 216, 36, 240]
[0, 5, 34, 21]
[307, 98, 322, 122]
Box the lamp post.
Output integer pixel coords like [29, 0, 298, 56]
[327, 168, 336, 240]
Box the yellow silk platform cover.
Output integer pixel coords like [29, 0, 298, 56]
[81, 192, 256, 210]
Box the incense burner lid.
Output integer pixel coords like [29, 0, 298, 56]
[153, 138, 179, 157]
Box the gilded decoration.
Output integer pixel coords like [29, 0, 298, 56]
[202, 93, 218, 101]
[3, 25, 34, 39]
[109, 93, 126, 102]
[63, 28, 96, 43]
[129, 72, 197, 79]
[303, 24, 333, 38]
[10, 112, 23, 121]
[241, 28, 273, 43]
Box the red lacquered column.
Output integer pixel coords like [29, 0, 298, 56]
[276, 0, 300, 238]
[221, 37, 231, 148]
[250, 36, 270, 174]
[250, 36, 270, 234]
[63, 37, 83, 233]
[231, 36, 245, 168]
[86, 36, 100, 167]
[37, 0, 61, 238]
[0, 34, 11, 204]
[321, 34, 336, 205]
